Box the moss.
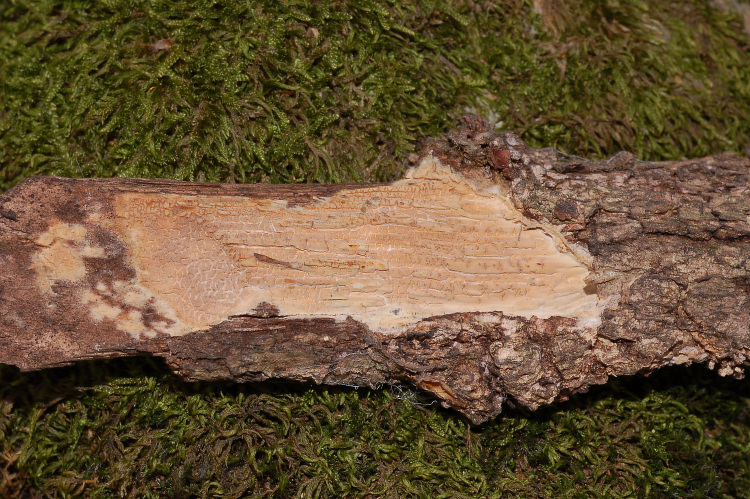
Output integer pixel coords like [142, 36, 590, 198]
[2, 0, 749, 192]
[0, 0, 489, 188]
[4, 362, 750, 497]
[1, 0, 750, 497]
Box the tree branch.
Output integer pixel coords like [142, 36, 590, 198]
[1, 116, 748, 423]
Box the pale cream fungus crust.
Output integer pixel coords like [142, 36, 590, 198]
[101, 155, 598, 337]
[30, 222, 188, 338]
[29, 156, 600, 339]
[32, 223, 104, 293]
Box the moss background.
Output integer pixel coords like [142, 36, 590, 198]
[1, 0, 750, 496]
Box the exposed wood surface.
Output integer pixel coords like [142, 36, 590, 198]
[1, 116, 749, 423]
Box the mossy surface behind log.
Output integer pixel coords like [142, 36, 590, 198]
[1, 0, 750, 497]
[2, 0, 749, 191]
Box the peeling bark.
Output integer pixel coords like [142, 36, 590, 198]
[1, 116, 749, 424]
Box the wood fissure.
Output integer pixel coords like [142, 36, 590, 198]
[1, 116, 749, 423]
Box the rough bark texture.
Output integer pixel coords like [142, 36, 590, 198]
[1, 116, 748, 424]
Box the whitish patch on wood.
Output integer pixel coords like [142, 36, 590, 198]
[32, 223, 103, 293]
[30, 156, 602, 338]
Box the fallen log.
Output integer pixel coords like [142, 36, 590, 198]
[1, 116, 748, 423]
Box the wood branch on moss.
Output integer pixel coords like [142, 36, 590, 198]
[1, 116, 748, 423]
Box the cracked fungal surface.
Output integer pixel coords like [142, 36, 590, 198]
[111, 155, 601, 336]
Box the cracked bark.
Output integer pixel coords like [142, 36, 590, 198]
[1, 116, 748, 424]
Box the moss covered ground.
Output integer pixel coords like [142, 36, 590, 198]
[1, 0, 750, 496]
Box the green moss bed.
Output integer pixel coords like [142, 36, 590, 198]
[1, 0, 750, 496]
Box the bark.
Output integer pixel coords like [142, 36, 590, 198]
[1, 115, 748, 424]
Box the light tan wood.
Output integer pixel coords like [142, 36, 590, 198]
[28, 156, 602, 340]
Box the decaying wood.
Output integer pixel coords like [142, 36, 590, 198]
[1, 116, 749, 423]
